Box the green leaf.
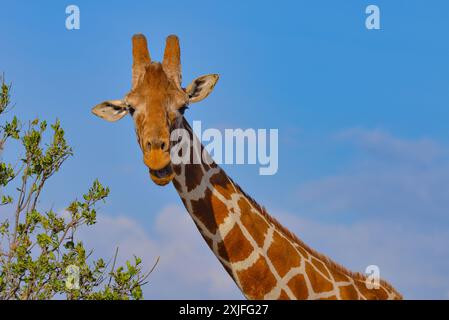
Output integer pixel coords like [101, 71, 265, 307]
[0, 77, 149, 300]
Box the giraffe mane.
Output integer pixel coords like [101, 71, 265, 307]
[228, 177, 403, 298]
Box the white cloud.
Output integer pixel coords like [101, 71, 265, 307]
[297, 129, 449, 220]
[336, 127, 443, 164]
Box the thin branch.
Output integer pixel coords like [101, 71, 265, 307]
[143, 256, 160, 282]
[108, 247, 119, 287]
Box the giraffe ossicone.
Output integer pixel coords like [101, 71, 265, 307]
[92, 33, 402, 300]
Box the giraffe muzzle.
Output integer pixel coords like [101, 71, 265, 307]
[149, 163, 175, 186]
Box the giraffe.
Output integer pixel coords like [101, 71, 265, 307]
[91, 34, 402, 300]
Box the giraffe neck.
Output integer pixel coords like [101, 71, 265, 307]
[170, 118, 402, 300]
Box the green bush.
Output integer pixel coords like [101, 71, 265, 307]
[0, 75, 157, 299]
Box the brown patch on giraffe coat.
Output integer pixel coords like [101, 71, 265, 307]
[294, 244, 310, 259]
[333, 270, 350, 282]
[305, 261, 334, 293]
[339, 284, 360, 300]
[239, 198, 270, 248]
[210, 191, 230, 226]
[278, 290, 290, 300]
[213, 241, 233, 276]
[210, 171, 234, 201]
[311, 257, 332, 280]
[237, 256, 277, 299]
[217, 241, 228, 260]
[376, 287, 389, 300]
[184, 164, 204, 192]
[222, 224, 254, 263]
[287, 273, 308, 300]
[354, 280, 389, 300]
[190, 188, 228, 234]
[320, 295, 338, 300]
[172, 163, 182, 176]
[267, 231, 301, 278]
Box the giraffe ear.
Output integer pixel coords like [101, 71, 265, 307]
[185, 74, 219, 103]
[91, 100, 129, 122]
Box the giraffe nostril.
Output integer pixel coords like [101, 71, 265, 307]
[146, 140, 168, 151]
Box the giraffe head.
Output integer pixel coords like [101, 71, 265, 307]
[92, 34, 219, 186]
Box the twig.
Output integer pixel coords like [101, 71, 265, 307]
[108, 247, 119, 287]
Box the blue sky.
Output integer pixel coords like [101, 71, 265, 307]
[1, 1, 449, 299]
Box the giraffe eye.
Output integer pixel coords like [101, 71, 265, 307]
[128, 106, 136, 116]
